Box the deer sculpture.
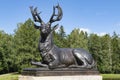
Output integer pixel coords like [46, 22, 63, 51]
[30, 4, 95, 69]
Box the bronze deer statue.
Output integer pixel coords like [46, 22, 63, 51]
[30, 4, 95, 69]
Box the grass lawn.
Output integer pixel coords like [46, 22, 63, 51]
[102, 74, 120, 79]
[0, 72, 19, 80]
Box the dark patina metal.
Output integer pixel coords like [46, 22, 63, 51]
[22, 68, 99, 76]
[29, 4, 96, 70]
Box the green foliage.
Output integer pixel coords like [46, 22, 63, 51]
[100, 34, 112, 73]
[0, 31, 14, 73]
[53, 25, 68, 48]
[111, 32, 120, 73]
[68, 28, 88, 50]
[88, 34, 102, 71]
[14, 19, 41, 72]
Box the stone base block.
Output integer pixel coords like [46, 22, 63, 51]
[19, 75, 102, 80]
[22, 68, 99, 76]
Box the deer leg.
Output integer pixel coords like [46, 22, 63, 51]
[73, 50, 88, 68]
[48, 59, 60, 69]
[31, 61, 48, 68]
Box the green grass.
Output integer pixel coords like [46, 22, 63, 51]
[102, 74, 120, 79]
[0, 72, 19, 80]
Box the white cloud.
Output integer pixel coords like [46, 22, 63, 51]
[79, 28, 91, 33]
[74, 27, 91, 33]
[76, 27, 107, 36]
[94, 32, 107, 36]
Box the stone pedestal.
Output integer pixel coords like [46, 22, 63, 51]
[22, 68, 100, 76]
[19, 68, 102, 80]
[19, 75, 102, 80]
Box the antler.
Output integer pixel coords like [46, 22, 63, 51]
[49, 4, 63, 24]
[30, 6, 44, 25]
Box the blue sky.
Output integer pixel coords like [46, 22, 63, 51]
[0, 0, 120, 35]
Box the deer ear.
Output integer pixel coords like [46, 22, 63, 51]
[34, 24, 40, 29]
[52, 24, 59, 31]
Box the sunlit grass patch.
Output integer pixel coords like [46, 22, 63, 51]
[0, 72, 19, 80]
[102, 74, 120, 79]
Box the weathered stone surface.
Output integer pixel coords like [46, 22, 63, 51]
[19, 75, 102, 80]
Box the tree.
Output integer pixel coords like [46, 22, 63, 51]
[53, 25, 68, 48]
[14, 19, 40, 72]
[111, 32, 120, 73]
[88, 34, 102, 72]
[0, 31, 14, 74]
[0, 31, 5, 73]
[100, 34, 112, 73]
[68, 28, 88, 50]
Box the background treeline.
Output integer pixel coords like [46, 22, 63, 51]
[0, 19, 120, 74]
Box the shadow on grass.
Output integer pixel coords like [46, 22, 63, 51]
[103, 78, 120, 80]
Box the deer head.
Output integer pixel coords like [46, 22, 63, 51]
[30, 4, 63, 35]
